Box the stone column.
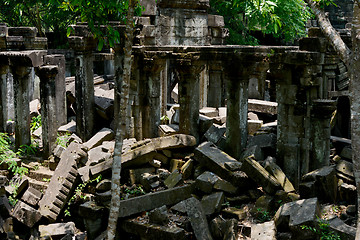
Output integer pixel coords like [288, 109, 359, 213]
[270, 50, 324, 188]
[175, 56, 204, 142]
[310, 99, 337, 171]
[223, 58, 255, 159]
[142, 57, 166, 138]
[208, 61, 223, 108]
[11, 65, 32, 149]
[0, 65, 9, 132]
[44, 55, 67, 127]
[36, 65, 59, 158]
[69, 36, 96, 141]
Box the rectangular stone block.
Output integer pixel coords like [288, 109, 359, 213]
[83, 127, 114, 150]
[194, 142, 249, 188]
[248, 99, 278, 115]
[251, 221, 277, 240]
[118, 184, 193, 218]
[208, 15, 225, 27]
[11, 201, 41, 228]
[240, 155, 280, 194]
[39, 222, 76, 238]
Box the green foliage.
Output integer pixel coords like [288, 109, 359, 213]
[0, 133, 29, 176]
[56, 132, 71, 148]
[64, 174, 102, 217]
[256, 208, 272, 223]
[301, 218, 341, 240]
[30, 115, 42, 133]
[0, 0, 143, 49]
[210, 0, 313, 44]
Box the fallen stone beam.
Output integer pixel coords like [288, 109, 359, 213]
[248, 99, 277, 115]
[240, 155, 281, 194]
[90, 134, 196, 176]
[120, 219, 187, 240]
[118, 184, 193, 218]
[194, 142, 250, 188]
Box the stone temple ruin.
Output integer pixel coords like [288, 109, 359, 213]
[0, 0, 357, 239]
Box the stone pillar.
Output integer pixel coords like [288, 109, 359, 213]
[11, 65, 32, 149]
[69, 34, 96, 141]
[0, 65, 9, 132]
[223, 59, 255, 159]
[175, 56, 204, 142]
[44, 55, 67, 127]
[270, 50, 324, 188]
[208, 61, 223, 108]
[36, 65, 59, 158]
[310, 99, 337, 171]
[142, 57, 166, 138]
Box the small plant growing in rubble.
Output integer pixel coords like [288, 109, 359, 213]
[64, 175, 102, 217]
[30, 115, 42, 133]
[56, 132, 71, 148]
[301, 218, 341, 240]
[255, 208, 272, 223]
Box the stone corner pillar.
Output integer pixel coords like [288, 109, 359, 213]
[0, 65, 9, 132]
[35, 65, 59, 158]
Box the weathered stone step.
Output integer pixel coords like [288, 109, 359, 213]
[28, 166, 54, 182]
[28, 178, 49, 193]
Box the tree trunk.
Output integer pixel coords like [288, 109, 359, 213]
[106, 0, 136, 239]
[304, 0, 351, 67]
[350, 3, 360, 239]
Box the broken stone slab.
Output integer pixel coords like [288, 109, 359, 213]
[38, 142, 80, 221]
[336, 160, 354, 183]
[158, 124, 179, 137]
[83, 128, 114, 150]
[201, 192, 224, 216]
[169, 159, 185, 172]
[200, 107, 218, 118]
[140, 173, 160, 192]
[211, 217, 240, 240]
[195, 171, 219, 193]
[94, 87, 114, 120]
[251, 221, 277, 240]
[20, 187, 42, 207]
[58, 120, 76, 134]
[213, 178, 238, 194]
[194, 142, 249, 188]
[222, 207, 247, 221]
[204, 124, 226, 145]
[181, 159, 194, 180]
[164, 170, 183, 189]
[248, 99, 278, 115]
[340, 146, 352, 160]
[247, 133, 277, 149]
[87, 146, 112, 166]
[149, 205, 169, 225]
[90, 134, 196, 176]
[240, 155, 281, 194]
[120, 218, 187, 240]
[183, 197, 213, 240]
[301, 165, 337, 202]
[39, 222, 76, 239]
[78, 201, 107, 239]
[248, 119, 263, 136]
[328, 217, 356, 240]
[338, 182, 356, 204]
[128, 167, 156, 185]
[264, 157, 295, 193]
[5, 175, 28, 198]
[11, 201, 41, 228]
[242, 145, 264, 162]
[118, 184, 193, 218]
[274, 197, 320, 233]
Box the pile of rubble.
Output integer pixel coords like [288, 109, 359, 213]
[0, 105, 358, 240]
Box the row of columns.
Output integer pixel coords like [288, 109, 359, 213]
[0, 52, 66, 158]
